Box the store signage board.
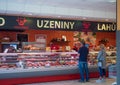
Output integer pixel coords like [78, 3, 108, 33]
[0, 15, 116, 32]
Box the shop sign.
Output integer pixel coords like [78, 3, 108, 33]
[97, 23, 116, 31]
[37, 20, 75, 30]
[0, 17, 5, 26]
[0, 15, 116, 32]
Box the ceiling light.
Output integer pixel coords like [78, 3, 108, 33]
[109, 0, 116, 3]
[83, 17, 87, 20]
[105, 19, 109, 21]
[17, 0, 24, 2]
[57, 16, 61, 18]
[28, 13, 32, 15]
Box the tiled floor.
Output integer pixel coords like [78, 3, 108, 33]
[19, 78, 116, 85]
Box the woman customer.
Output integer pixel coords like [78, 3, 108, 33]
[96, 44, 106, 83]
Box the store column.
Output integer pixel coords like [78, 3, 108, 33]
[117, 0, 120, 84]
[116, 31, 120, 84]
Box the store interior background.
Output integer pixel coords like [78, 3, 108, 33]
[0, 0, 117, 85]
[0, 0, 116, 52]
[0, 30, 116, 52]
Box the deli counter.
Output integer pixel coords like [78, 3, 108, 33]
[0, 51, 116, 79]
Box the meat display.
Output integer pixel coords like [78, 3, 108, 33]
[0, 51, 116, 69]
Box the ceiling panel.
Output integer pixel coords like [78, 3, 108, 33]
[0, 0, 116, 22]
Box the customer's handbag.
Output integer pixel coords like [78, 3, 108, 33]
[98, 61, 102, 67]
[98, 51, 104, 67]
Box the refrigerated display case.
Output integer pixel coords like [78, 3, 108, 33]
[22, 42, 46, 52]
[0, 51, 116, 79]
[1, 42, 19, 52]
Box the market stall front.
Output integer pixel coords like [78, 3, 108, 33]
[0, 15, 116, 85]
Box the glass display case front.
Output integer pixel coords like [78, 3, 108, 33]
[0, 51, 116, 79]
[22, 42, 46, 52]
[0, 51, 116, 69]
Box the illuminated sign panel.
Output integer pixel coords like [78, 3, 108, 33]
[0, 15, 116, 32]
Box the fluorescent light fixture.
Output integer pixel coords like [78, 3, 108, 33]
[28, 13, 32, 15]
[57, 16, 61, 18]
[105, 19, 109, 21]
[109, 0, 116, 3]
[83, 17, 87, 19]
